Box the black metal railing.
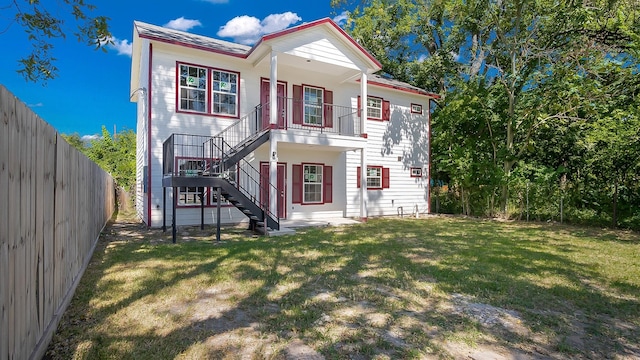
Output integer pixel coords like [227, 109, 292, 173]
[272, 97, 360, 136]
[211, 104, 266, 153]
[162, 134, 214, 177]
[231, 158, 280, 228]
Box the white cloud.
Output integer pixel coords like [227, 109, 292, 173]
[333, 11, 349, 26]
[81, 134, 101, 142]
[261, 12, 302, 34]
[164, 17, 202, 31]
[217, 12, 301, 45]
[201, 0, 228, 3]
[109, 37, 133, 57]
[28, 102, 44, 108]
[417, 54, 428, 63]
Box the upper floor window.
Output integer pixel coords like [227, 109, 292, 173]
[179, 65, 207, 113]
[304, 86, 324, 125]
[212, 70, 238, 116]
[177, 63, 240, 118]
[292, 84, 333, 128]
[358, 96, 390, 121]
[367, 97, 382, 119]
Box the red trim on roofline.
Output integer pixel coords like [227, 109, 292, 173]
[367, 79, 441, 99]
[137, 18, 383, 69]
[137, 33, 247, 59]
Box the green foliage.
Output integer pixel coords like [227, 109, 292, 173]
[335, 0, 640, 229]
[62, 127, 136, 191]
[6, 0, 111, 83]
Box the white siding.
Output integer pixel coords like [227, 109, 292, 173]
[135, 40, 150, 223]
[272, 28, 367, 71]
[136, 30, 432, 227]
[346, 88, 431, 218]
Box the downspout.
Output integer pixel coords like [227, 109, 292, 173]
[147, 43, 153, 227]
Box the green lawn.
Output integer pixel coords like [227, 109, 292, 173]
[46, 215, 640, 359]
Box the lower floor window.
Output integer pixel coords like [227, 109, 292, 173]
[179, 186, 204, 205]
[357, 166, 390, 189]
[304, 164, 323, 203]
[367, 167, 382, 188]
[293, 163, 332, 205]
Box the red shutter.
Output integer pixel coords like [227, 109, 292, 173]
[357, 96, 361, 117]
[324, 165, 332, 203]
[357, 166, 361, 188]
[382, 167, 390, 188]
[292, 164, 302, 203]
[293, 85, 303, 125]
[324, 90, 333, 128]
[382, 100, 391, 121]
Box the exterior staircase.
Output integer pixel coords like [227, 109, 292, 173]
[163, 103, 280, 234]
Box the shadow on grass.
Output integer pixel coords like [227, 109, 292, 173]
[46, 217, 640, 359]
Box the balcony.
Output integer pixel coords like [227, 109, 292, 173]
[262, 97, 361, 137]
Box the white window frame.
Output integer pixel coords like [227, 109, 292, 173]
[411, 167, 423, 177]
[304, 86, 324, 126]
[212, 69, 238, 116]
[303, 164, 323, 203]
[411, 103, 423, 114]
[366, 166, 382, 189]
[367, 96, 382, 119]
[177, 159, 206, 206]
[179, 64, 208, 113]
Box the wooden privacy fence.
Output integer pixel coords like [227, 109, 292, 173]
[0, 85, 116, 360]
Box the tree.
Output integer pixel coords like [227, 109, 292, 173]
[61, 132, 86, 152]
[62, 127, 136, 191]
[334, 0, 640, 227]
[2, 0, 111, 83]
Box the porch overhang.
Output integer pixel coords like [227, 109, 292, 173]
[270, 130, 367, 152]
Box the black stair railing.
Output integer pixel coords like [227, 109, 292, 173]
[211, 103, 268, 154]
[206, 136, 280, 230]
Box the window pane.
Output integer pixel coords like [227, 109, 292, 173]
[303, 165, 323, 203]
[366, 166, 381, 188]
[179, 64, 207, 112]
[212, 70, 239, 115]
[304, 87, 323, 125]
[367, 97, 382, 119]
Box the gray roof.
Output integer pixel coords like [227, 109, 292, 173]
[134, 21, 251, 56]
[369, 74, 439, 98]
[133, 21, 439, 98]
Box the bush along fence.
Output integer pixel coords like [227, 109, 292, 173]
[0, 85, 116, 360]
[431, 177, 640, 230]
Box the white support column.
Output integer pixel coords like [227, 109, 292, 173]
[270, 51, 278, 126]
[360, 72, 368, 221]
[269, 50, 278, 219]
[360, 72, 368, 136]
[269, 138, 278, 219]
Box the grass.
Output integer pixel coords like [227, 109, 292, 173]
[45, 214, 640, 359]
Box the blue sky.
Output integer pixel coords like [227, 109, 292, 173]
[0, 0, 349, 139]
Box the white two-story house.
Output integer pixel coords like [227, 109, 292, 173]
[129, 18, 439, 234]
